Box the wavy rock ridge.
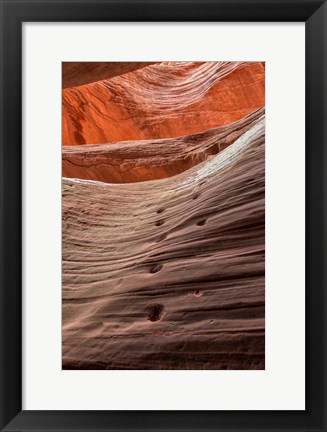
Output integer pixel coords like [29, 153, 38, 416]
[62, 61, 265, 145]
[62, 108, 263, 183]
[62, 61, 265, 370]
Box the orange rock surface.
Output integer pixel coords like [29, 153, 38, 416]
[62, 62, 265, 145]
[62, 108, 263, 183]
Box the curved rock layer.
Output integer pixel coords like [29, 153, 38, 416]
[62, 62, 265, 145]
[62, 114, 265, 370]
[62, 62, 156, 89]
[62, 108, 263, 183]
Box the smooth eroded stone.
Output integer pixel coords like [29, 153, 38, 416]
[62, 61, 265, 145]
[62, 114, 265, 370]
[62, 108, 264, 183]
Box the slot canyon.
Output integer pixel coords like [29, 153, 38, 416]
[62, 61, 265, 370]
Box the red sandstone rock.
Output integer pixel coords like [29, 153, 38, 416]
[62, 108, 263, 183]
[62, 62, 265, 145]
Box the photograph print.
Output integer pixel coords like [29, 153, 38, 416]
[62, 61, 265, 370]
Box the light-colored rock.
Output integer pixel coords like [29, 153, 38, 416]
[62, 108, 263, 183]
[62, 114, 265, 370]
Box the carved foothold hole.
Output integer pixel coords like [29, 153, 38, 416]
[147, 304, 165, 322]
[192, 192, 200, 200]
[155, 220, 164, 227]
[150, 263, 163, 274]
[194, 290, 203, 297]
[157, 208, 164, 214]
[197, 219, 206, 226]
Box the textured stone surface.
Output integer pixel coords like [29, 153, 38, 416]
[62, 108, 263, 183]
[62, 62, 156, 89]
[62, 114, 265, 370]
[62, 62, 265, 145]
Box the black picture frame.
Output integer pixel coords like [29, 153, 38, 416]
[0, 0, 326, 431]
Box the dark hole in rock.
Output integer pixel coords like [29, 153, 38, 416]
[150, 263, 163, 274]
[157, 208, 164, 214]
[155, 220, 164, 227]
[197, 219, 206, 226]
[192, 192, 200, 200]
[147, 304, 164, 322]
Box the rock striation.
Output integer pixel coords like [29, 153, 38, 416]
[62, 113, 265, 370]
[62, 108, 263, 183]
[62, 62, 265, 145]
